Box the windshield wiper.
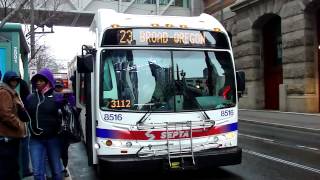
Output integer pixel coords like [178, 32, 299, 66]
[136, 106, 152, 125]
[214, 102, 235, 110]
[193, 97, 211, 121]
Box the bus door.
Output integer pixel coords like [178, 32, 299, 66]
[84, 73, 94, 165]
[77, 54, 95, 165]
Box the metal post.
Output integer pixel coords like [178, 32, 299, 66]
[156, 0, 159, 15]
[118, 0, 121, 12]
[190, 0, 194, 16]
[30, 0, 37, 70]
[220, 0, 224, 24]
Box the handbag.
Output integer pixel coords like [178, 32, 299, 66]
[60, 104, 82, 143]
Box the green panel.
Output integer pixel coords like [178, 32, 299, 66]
[11, 32, 20, 72]
[0, 42, 11, 73]
[0, 48, 6, 75]
[0, 23, 22, 32]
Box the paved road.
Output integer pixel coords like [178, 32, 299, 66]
[230, 121, 320, 180]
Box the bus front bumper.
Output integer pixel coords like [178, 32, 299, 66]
[98, 147, 242, 171]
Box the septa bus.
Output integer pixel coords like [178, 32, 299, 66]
[74, 9, 245, 174]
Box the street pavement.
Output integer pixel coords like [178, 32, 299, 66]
[239, 109, 320, 133]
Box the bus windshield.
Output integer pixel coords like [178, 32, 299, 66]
[100, 49, 236, 112]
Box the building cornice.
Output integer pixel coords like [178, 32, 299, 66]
[230, 0, 260, 12]
[204, 0, 236, 14]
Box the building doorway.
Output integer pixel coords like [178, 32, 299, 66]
[263, 16, 283, 110]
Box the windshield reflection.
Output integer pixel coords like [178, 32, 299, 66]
[100, 49, 236, 112]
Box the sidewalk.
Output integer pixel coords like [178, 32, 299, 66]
[22, 142, 93, 180]
[239, 109, 320, 133]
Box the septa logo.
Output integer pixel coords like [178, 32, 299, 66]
[160, 130, 190, 139]
[145, 131, 155, 140]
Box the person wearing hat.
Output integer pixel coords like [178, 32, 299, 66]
[0, 71, 26, 180]
[54, 79, 64, 93]
[26, 68, 64, 180]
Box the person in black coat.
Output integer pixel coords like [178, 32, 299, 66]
[26, 68, 64, 180]
[19, 77, 33, 177]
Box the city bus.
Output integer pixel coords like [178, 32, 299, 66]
[74, 9, 245, 174]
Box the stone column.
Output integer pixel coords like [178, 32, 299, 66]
[279, 84, 287, 111]
[233, 26, 263, 109]
[281, 2, 317, 112]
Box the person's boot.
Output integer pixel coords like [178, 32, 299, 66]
[22, 171, 33, 178]
[63, 169, 69, 177]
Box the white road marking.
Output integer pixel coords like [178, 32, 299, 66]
[239, 109, 320, 117]
[296, 145, 319, 151]
[239, 133, 275, 142]
[239, 118, 320, 132]
[240, 133, 320, 152]
[243, 149, 320, 174]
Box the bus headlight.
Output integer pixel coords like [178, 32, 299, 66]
[105, 140, 113, 146]
[213, 136, 219, 143]
[126, 141, 132, 148]
[225, 132, 236, 139]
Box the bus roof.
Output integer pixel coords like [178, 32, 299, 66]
[91, 9, 227, 46]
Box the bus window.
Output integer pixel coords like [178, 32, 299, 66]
[100, 50, 173, 111]
[100, 49, 235, 112]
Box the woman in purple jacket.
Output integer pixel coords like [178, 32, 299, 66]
[26, 68, 63, 180]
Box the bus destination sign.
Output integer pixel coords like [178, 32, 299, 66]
[102, 28, 229, 49]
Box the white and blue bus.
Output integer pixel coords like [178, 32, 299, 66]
[74, 9, 245, 174]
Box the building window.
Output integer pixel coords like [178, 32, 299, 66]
[134, 0, 190, 8]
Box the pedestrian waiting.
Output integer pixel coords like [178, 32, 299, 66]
[26, 68, 64, 180]
[19, 75, 33, 178]
[54, 79, 74, 178]
[0, 71, 28, 180]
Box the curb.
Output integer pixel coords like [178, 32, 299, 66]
[239, 118, 320, 134]
[239, 109, 320, 117]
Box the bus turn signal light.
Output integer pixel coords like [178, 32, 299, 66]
[106, 140, 113, 146]
[111, 24, 120, 28]
[213, 28, 221, 32]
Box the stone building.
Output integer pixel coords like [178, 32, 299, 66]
[204, 0, 320, 113]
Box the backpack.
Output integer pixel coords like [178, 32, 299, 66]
[59, 104, 82, 143]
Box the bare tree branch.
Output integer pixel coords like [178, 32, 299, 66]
[7, 0, 16, 8]
[0, 1, 6, 8]
[0, 0, 65, 72]
[0, 0, 28, 30]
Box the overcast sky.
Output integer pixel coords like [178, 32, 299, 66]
[38, 26, 92, 66]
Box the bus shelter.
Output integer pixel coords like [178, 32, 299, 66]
[0, 22, 30, 80]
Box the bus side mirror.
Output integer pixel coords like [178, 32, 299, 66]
[236, 71, 245, 97]
[77, 54, 93, 73]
